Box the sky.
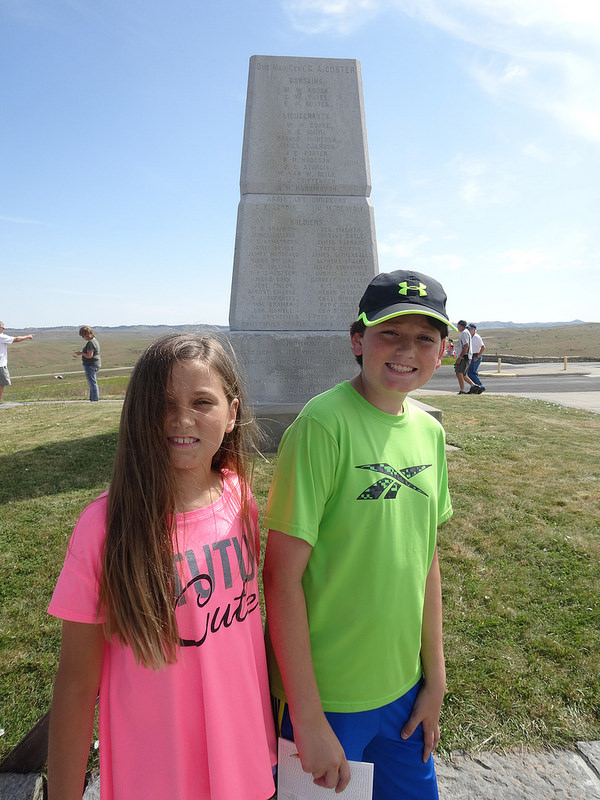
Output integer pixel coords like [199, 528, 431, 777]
[2, 0, 599, 329]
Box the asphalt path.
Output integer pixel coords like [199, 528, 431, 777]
[413, 361, 600, 414]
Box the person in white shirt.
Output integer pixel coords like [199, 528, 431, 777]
[0, 321, 34, 403]
[454, 320, 473, 394]
[466, 324, 486, 394]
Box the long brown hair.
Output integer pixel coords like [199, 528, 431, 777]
[99, 333, 259, 669]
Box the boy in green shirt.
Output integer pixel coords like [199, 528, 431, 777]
[263, 270, 456, 799]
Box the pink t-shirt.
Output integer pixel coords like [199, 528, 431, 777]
[48, 472, 276, 800]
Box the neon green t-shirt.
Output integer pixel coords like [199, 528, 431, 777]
[265, 381, 453, 712]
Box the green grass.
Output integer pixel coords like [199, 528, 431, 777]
[1, 395, 599, 763]
[481, 322, 600, 359]
[0, 404, 123, 759]
[3, 373, 131, 403]
[433, 394, 600, 751]
[4, 325, 223, 380]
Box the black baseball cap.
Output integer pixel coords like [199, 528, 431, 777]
[357, 270, 457, 331]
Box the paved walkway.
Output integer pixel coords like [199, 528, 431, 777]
[482, 361, 600, 414]
[415, 360, 600, 414]
[436, 741, 600, 798]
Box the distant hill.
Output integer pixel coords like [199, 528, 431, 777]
[10, 320, 591, 335]
[477, 322, 599, 360]
[473, 320, 587, 330]
[9, 324, 227, 340]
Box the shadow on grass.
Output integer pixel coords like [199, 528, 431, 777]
[0, 432, 118, 503]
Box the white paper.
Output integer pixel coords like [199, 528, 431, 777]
[277, 737, 374, 799]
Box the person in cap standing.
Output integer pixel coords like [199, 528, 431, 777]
[466, 324, 485, 394]
[454, 320, 473, 394]
[0, 321, 35, 403]
[264, 270, 456, 800]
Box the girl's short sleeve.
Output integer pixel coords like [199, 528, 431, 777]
[48, 493, 108, 624]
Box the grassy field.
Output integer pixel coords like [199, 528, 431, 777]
[4, 322, 600, 377]
[480, 322, 600, 359]
[2, 322, 598, 405]
[1, 388, 599, 764]
[2, 325, 223, 379]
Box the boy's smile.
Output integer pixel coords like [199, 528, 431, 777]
[350, 315, 445, 414]
[387, 363, 417, 374]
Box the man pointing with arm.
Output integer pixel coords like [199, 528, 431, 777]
[0, 321, 34, 403]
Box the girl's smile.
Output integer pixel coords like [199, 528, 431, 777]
[169, 436, 200, 446]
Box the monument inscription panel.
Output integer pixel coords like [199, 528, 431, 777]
[230, 194, 377, 330]
[240, 55, 371, 196]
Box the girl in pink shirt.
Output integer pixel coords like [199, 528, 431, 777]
[47, 334, 276, 800]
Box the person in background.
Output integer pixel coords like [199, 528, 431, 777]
[0, 321, 34, 403]
[466, 324, 486, 394]
[454, 320, 473, 394]
[74, 326, 101, 401]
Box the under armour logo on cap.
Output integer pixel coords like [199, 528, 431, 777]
[398, 281, 428, 297]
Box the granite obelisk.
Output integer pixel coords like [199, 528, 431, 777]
[228, 55, 379, 442]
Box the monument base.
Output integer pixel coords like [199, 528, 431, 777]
[253, 403, 305, 453]
[227, 330, 357, 406]
[253, 397, 442, 453]
[227, 331, 442, 451]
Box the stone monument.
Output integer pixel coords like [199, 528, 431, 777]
[228, 55, 379, 445]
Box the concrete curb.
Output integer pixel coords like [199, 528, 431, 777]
[0, 774, 44, 800]
[5, 742, 596, 799]
[436, 741, 600, 799]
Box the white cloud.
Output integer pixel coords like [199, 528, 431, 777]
[521, 142, 552, 163]
[408, 2, 600, 144]
[449, 155, 516, 206]
[282, 0, 600, 144]
[378, 232, 429, 258]
[379, 203, 445, 228]
[394, 0, 600, 44]
[282, 0, 380, 33]
[426, 253, 468, 272]
[0, 214, 46, 225]
[501, 248, 559, 274]
[468, 59, 528, 97]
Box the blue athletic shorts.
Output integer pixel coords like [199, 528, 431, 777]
[275, 680, 439, 800]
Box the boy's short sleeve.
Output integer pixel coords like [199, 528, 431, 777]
[265, 415, 338, 546]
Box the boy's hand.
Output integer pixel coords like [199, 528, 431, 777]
[293, 714, 351, 793]
[400, 681, 444, 762]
